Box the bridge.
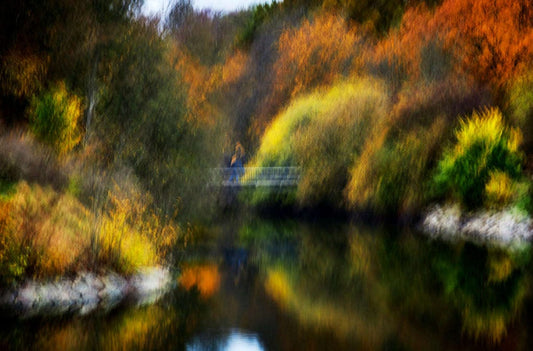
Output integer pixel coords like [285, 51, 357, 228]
[211, 167, 300, 187]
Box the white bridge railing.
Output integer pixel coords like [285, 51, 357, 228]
[211, 167, 301, 187]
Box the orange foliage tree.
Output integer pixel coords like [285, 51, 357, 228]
[170, 46, 248, 129]
[373, 0, 533, 93]
[273, 13, 366, 100]
[433, 0, 533, 89]
[371, 6, 438, 92]
[251, 13, 367, 137]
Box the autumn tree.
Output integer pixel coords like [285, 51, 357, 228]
[0, 0, 142, 128]
[274, 13, 364, 99]
[322, 0, 442, 33]
[249, 13, 367, 137]
[167, 3, 249, 66]
[29, 82, 82, 156]
[433, 0, 533, 90]
[237, 2, 282, 47]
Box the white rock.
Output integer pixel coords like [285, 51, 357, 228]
[15, 282, 39, 309]
[98, 272, 128, 309]
[422, 204, 533, 248]
[422, 204, 461, 236]
[2, 266, 173, 317]
[130, 266, 171, 305]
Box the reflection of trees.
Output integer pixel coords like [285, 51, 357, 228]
[243, 220, 531, 348]
[357, 231, 530, 344]
[179, 264, 221, 298]
[433, 243, 530, 342]
[243, 222, 394, 348]
[1, 290, 206, 351]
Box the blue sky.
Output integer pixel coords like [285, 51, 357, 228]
[142, 0, 267, 16]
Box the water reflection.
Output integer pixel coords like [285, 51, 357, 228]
[180, 264, 221, 298]
[434, 242, 529, 342]
[187, 329, 265, 351]
[0, 218, 531, 350]
[0, 288, 207, 350]
[240, 220, 531, 348]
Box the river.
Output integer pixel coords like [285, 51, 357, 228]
[1, 215, 532, 350]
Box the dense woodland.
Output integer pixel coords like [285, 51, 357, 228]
[1, 0, 533, 284]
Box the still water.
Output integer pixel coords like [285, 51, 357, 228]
[1, 216, 533, 350]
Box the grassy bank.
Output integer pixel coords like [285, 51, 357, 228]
[0, 132, 179, 287]
[0, 180, 178, 287]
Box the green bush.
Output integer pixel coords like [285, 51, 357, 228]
[250, 77, 389, 207]
[346, 117, 447, 214]
[433, 108, 523, 209]
[29, 82, 82, 156]
[345, 73, 489, 215]
[507, 70, 533, 153]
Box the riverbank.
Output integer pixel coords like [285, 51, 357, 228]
[421, 204, 533, 247]
[0, 266, 172, 318]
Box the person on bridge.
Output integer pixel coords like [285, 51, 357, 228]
[229, 142, 245, 183]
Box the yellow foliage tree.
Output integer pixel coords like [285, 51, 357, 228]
[29, 82, 82, 156]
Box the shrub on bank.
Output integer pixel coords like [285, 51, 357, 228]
[433, 108, 524, 209]
[249, 78, 389, 207]
[0, 182, 89, 283]
[0, 182, 178, 286]
[94, 186, 178, 275]
[0, 131, 67, 190]
[343, 74, 485, 215]
[28, 82, 82, 157]
[346, 117, 447, 214]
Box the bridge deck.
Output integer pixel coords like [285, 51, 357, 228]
[212, 167, 300, 187]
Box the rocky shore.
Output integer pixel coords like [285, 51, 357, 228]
[0, 266, 172, 318]
[421, 204, 533, 247]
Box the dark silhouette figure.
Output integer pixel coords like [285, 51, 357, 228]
[229, 142, 245, 183]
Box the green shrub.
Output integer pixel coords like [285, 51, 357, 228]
[484, 171, 515, 210]
[0, 179, 16, 200]
[513, 180, 533, 215]
[346, 117, 447, 214]
[433, 108, 523, 209]
[507, 70, 533, 153]
[29, 82, 82, 156]
[250, 77, 389, 207]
